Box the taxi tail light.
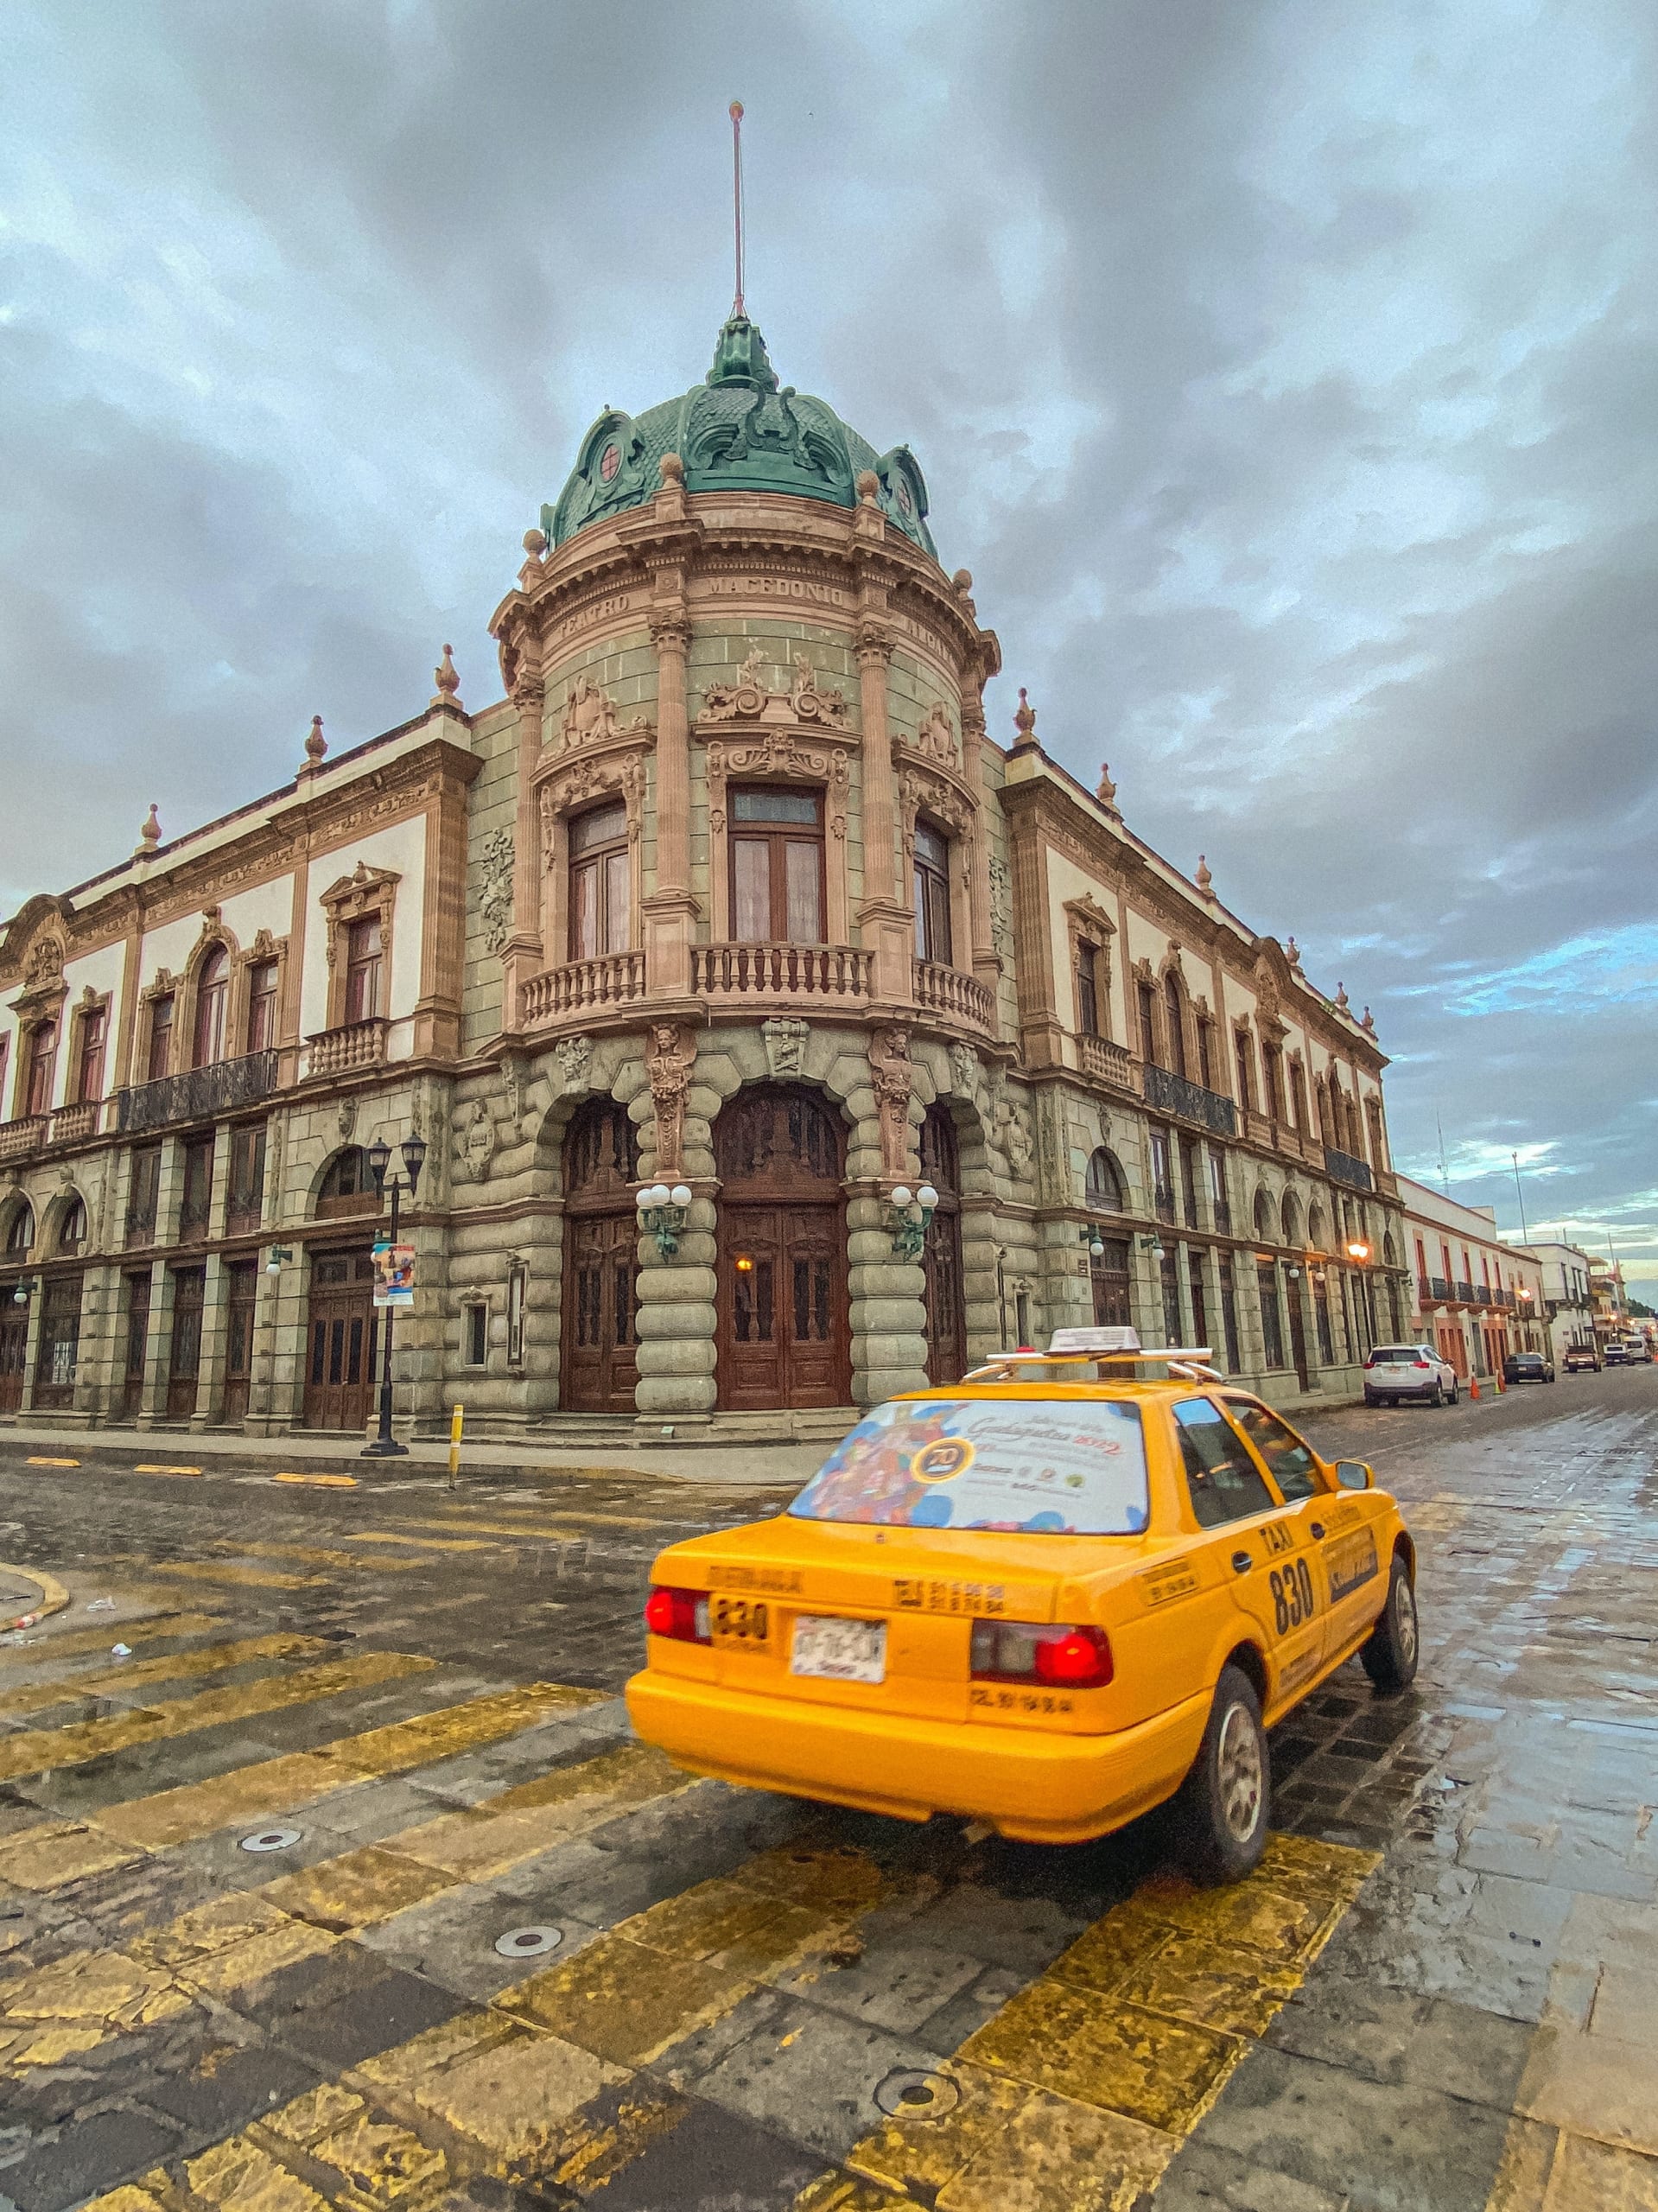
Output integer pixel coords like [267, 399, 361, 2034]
[970, 1620, 1113, 1689]
[644, 1585, 710, 1643]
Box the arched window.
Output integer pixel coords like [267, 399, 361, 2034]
[1163, 972, 1187, 1079]
[1309, 1205, 1329, 1254]
[1085, 1147, 1127, 1211]
[57, 1197, 86, 1254]
[561, 1096, 641, 1414]
[1280, 1191, 1302, 1248]
[1383, 1231, 1399, 1268]
[912, 820, 953, 965]
[24, 1020, 58, 1117]
[6, 1205, 35, 1257]
[569, 800, 631, 960]
[316, 1147, 378, 1219]
[194, 946, 231, 1069]
[1253, 1188, 1275, 1243]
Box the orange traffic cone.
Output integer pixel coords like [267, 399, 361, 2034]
[1470, 1374, 1481, 1401]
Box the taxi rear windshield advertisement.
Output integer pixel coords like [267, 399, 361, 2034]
[790, 1398, 1150, 1535]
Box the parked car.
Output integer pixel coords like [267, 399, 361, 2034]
[1502, 1351, 1555, 1385]
[1623, 1337, 1653, 1364]
[1363, 1344, 1461, 1407]
[630, 1326, 1419, 1878]
[1563, 1344, 1601, 1373]
[1604, 1340, 1630, 1366]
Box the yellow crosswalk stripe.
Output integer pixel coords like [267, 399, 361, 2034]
[388, 1517, 583, 1544]
[219, 1541, 423, 1574]
[817, 1833, 1379, 2209]
[0, 1631, 333, 1720]
[344, 1532, 496, 1554]
[404, 1507, 669, 1535]
[0, 1742, 694, 2074]
[74, 1841, 912, 2210]
[147, 1560, 325, 1591]
[0, 1649, 433, 1784]
[272, 1471, 359, 1487]
[0, 1613, 224, 1664]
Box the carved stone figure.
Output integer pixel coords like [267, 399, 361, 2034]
[480, 828, 514, 956]
[561, 674, 623, 750]
[867, 1026, 914, 1180]
[914, 702, 958, 766]
[454, 1096, 496, 1184]
[988, 855, 1013, 957]
[337, 1096, 357, 1142]
[556, 1034, 594, 1092]
[762, 1017, 810, 1080]
[646, 1022, 696, 1179]
[948, 1040, 980, 1097]
[791, 656, 848, 726]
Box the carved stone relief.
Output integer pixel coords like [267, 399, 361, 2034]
[454, 1096, 496, 1184]
[913, 702, 959, 767]
[480, 829, 514, 955]
[761, 1017, 810, 1079]
[948, 1040, 980, 1097]
[556, 1034, 594, 1093]
[702, 652, 848, 727]
[705, 734, 849, 842]
[867, 1025, 914, 1180]
[646, 1022, 696, 1179]
[988, 856, 1013, 957]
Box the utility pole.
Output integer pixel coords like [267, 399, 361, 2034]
[1511, 1151, 1529, 1244]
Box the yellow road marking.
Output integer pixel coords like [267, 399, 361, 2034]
[272, 1472, 359, 1488]
[0, 1649, 433, 1783]
[406, 1508, 665, 1535]
[24, 1456, 79, 1468]
[131, 1464, 204, 1478]
[221, 1541, 422, 1574]
[827, 1833, 1379, 2209]
[0, 1613, 224, 1665]
[147, 1560, 323, 1591]
[388, 1516, 583, 1544]
[75, 1840, 910, 2208]
[345, 1532, 495, 1554]
[0, 1632, 332, 1720]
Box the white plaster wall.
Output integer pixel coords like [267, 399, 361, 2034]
[219, 874, 297, 952]
[1044, 849, 1130, 1039]
[137, 911, 212, 991]
[300, 816, 428, 1039]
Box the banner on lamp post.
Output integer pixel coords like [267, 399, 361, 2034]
[372, 1241, 416, 1309]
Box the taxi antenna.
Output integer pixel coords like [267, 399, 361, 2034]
[729, 99, 746, 319]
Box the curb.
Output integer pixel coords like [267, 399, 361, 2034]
[0, 1563, 71, 1634]
[0, 1440, 804, 1491]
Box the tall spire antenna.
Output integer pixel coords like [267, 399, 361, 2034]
[729, 99, 746, 317]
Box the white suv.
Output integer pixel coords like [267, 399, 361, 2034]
[1364, 1343, 1461, 1408]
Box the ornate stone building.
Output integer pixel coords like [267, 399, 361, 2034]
[0, 313, 1408, 1442]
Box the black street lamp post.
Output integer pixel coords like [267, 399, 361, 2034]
[361, 1131, 427, 1459]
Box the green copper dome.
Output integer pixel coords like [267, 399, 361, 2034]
[543, 315, 938, 561]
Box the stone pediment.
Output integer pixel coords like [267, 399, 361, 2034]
[698, 649, 849, 731]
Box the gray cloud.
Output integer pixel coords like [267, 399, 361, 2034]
[3, 0, 1655, 1280]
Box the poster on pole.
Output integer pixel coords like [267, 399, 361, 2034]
[372, 1242, 416, 1308]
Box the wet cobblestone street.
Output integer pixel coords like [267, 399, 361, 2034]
[0, 1368, 1653, 2210]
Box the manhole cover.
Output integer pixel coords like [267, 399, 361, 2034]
[874, 2069, 960, 2120]
[494, 1924, 562, 1959]
[239, 1826, 303, 1853]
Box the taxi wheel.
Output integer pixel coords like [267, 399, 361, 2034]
[1173, 1664, 1269, 1884]
[1361, 1554, 1419, 1693]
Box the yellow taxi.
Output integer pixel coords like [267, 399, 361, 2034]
[626, 1329, 1418, 1879]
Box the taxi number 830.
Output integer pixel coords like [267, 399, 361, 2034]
[1269, 1559, 1317, 1636]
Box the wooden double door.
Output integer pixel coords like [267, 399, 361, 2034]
[920, 1103, 967, 1386]
[561, 1098, 640, 1414]
[304, 1248, 379, 1430]
[0, 1305, 27, 1414]
[716, 1086, 850, 1411]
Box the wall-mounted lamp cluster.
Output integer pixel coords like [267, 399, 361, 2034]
[1138, 1233, 1166, 1259]
[886, 1184, 938, 1262]
[265, 1245, 294, 1276]
[1078, 1227, 1106, 1259]
[636, 1182, 693, 1259]
[10, 1277, 35, 1308]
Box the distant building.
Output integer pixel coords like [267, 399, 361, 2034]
[1399, 1177, 1545, 1377]
[1518, 1238, 1598, 1364]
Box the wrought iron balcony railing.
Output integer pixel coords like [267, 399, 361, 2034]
[1322, 1143, 1375, 1193]
[1141, 1063, 1238, 1139]
[114, 1050, 280, 1136]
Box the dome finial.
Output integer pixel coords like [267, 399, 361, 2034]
[135, 803, 161, 857]
[301, 715, 327, 774]
[1012, 688, 1038, 748]
[729, 101, 746, 320]
[432, 644, 462, 711]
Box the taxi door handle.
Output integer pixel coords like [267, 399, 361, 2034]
[1229, 1550, 1253, 1575]
[1309, 1522, 1326, 1540]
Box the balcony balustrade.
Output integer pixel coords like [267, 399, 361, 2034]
[0, 1116, 47, 1164]
[1428, 1276, 1451, 1300]
[912, 959, 994, 1030]
[114, 1050, 280, 1136]
[49, 1100, 100, 1146]
[692, 943, 873, 1005]
[304, 1021, 387, 1081]
[1323, 1143, 1375, 1194]
[1456, 1280, 1476, 1304]
[1476, 1285, 1493, 1306]
[521, 950, 647, 1027]
[1142, 1063, 1238, 1139]
[1076, 1033, 1137, 1090]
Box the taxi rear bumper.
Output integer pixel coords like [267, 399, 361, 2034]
[625, 1669, 1211, 1845]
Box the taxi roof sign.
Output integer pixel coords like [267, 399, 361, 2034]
[1051, 1326, 1140, 1354]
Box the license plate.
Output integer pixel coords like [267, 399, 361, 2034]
[710, 1594, 772, 1650]
[790, 1615, 887, 1683]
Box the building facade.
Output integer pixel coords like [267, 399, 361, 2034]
[0, 314, 1408, 1443]
[1401, 1177, 1546, 1376]
[1521, 1238, 1598, 1365]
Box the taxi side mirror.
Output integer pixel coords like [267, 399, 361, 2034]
[1334, 1461, 1373, 1491]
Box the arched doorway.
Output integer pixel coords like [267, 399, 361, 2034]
[561, 1097, 640, 1414]
[303, 1147, 383, 1430]
[1084, 1147, 1131, 1327]
[919, 1103, 966, 1384]
[715, 1084, 849, 1411]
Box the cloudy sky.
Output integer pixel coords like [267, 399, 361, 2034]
[3, 0, 1655, 1294]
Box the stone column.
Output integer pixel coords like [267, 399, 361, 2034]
[641, 607, 700, 997]
[73, 1263, 123, 1426]
[499, 671, 545, 1027]
[189, 1253, 230, 1431]
[632, 1062, 720, 1428]
[854, 617, 914, 1004]
[958, 694, 1000, 995]
[135, 1258, 174, 1427]
[848, 1033, 927, 1404]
